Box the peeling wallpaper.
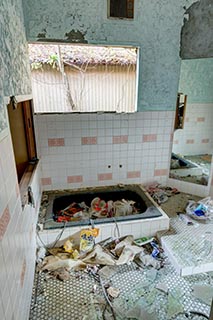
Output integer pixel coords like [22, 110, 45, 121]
[0, 0, 31, 134]
[179, 58, 213, 103]
[0, 0, 31, 97]
[181, 0, 213, 59]
[22, 0, 196, 111]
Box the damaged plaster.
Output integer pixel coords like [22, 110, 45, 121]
[65, 29, 87, 43]
[0, 0, 31, 133]
[23, 0, 198, 111]
[181, 0, 213, 59]
[22, 0, 211, 110]
[0, 0, 31, 97]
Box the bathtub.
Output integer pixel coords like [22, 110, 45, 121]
[37, 184, 170, 246]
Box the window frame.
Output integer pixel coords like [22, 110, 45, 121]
[29, 43, 139, 114]
[108, 0, 134, 20]
[7, 97, 38, 207]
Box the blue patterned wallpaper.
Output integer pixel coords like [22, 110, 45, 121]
[22, 0, 196, 111]
[0, 0, 31, 134]
[179, 58, 213, 103]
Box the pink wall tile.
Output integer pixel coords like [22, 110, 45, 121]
[48, 138, 65, 147]
[98, 173, 112, 181]
[113, 135, 128, 144]
[67, 175, 83, 183]
[0, 206, 11, 241]
[81, 137, 97, 145]
[127, 171, 141, 179]
[154, 169, 168, 176]
[20, 258, 26, 288]
[41, 177, 52, 186]
[143, 134, 157, 142]
[202, 139, 209, 144]
[173, 140, 179, 144]
[197, 117, 205, 122]
[15, 183, 20, 198]
[186, 139, 194, 144]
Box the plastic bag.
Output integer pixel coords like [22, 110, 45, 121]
[186, 200, 211, 220]
[80, 228, 99, 255]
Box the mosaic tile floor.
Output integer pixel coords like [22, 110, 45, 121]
[29, 262, 212, 320]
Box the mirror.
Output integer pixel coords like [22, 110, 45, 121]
[170, 58, 213, 186]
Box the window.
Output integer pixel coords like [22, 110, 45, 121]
[109, 0, 134, 19]
[7, 99, 37, 182]
[29, 44, 138, 113]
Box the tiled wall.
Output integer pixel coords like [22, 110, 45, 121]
[0, 0, 41, 319]
[35, 111, 175, 190]
[0, 0, 41, 318]
[0, 134, 42, 320]
[173, 103, 213, 155]
[38, 208, 170, 248]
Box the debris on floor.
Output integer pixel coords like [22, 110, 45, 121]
[37, 231, 165, 277]
[31, 243, 212, 320]
[49, 267, 71, 281]
[167, 291, 184, 318]
[193, 284, 213, 306]
[31, 200, 213, 320]
[177, 213, 194, 225]
[145, 183, 179, 204]
[107, 286, 120, 298]
[185, 196, 213, 221]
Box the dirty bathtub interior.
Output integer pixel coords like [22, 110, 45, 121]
[42, 184, 163, 230]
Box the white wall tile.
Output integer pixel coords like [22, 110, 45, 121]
[0, 133, 42, 320]
[36, 112, 175, 191]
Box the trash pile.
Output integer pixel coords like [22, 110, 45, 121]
[145, 183, 179, 204]
[36, 230, 165, 281]
[34, 228, 213, 320]
[186, 196, 213, 221]
[55, 197, 142, 222]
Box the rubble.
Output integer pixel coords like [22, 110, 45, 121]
[145, 183, 179, 204]
[49, 267, 71, 281]
[32, 188, 213, 320]
[193, 284, 213, 306]
[36, 223, 169, 282]
[107, 287, 120, 298]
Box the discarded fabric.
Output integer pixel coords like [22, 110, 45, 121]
[146, 183, 179, 204]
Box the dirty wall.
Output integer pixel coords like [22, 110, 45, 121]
[181, 0, 213, 59]
[23, 0, 198, 112]
[23, 0, 213, 194]
[0, 1, 41, 320]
